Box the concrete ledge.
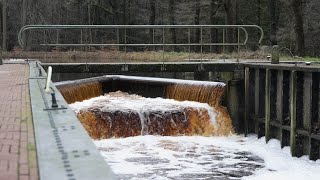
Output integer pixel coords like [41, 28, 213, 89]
[29, 62, 117, 180]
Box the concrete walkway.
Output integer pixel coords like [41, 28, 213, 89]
[0, 63, 38, 180]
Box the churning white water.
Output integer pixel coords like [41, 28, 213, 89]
[94, 135, 320, 180]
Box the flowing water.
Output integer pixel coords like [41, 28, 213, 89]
[58, 81, 102, 103]
[60, 78, 320, 180]
[71, 91, 232, 139]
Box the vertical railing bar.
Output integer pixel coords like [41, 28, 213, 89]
[162, 25, 165, 65]
[80, 29, 83, 51]
[124, 27, 127, 64]
[117, 28, 120, 62]
[80, 29, 83, 61]
[222, 28, 225, 62]
[237, 27, 240, 63]
[85, 27, 88, 68]
[153, 28, 155, 61]
[200, 25, 203, 63]
[44, 29, 47, 62]
[188, 28, 191, 61]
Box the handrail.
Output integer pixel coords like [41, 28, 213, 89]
[18, 24, 263, 48]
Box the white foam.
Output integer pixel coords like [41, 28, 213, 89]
[94, 135, 320, 180]
[69, 92, 218, 127]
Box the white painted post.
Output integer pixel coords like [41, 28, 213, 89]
[45, 66, 52, 93]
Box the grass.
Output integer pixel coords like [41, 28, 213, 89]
[280, 56, 320, 62]
[2, 49, 319, 63]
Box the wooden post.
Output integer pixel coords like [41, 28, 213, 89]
[265, 69, 271, 142]
[290, 70, 297, 156]
[276, 70, 283, 141]
[254, 69, 260, 134]
[303, 72, 312, 130]
[244, 67, 250, 136]
[276, 70, 283, 123]
[303, 72, 312, 155]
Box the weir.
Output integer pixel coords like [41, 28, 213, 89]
[57, 76, 233, 138]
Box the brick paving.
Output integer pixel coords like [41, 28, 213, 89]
[0, 64, 38, 180]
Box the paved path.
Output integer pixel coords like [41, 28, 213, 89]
[0, 63, 38, 180]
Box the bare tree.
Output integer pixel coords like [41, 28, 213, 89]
[149, 0, 156, 45]
[194, 0, 201, 52]
[270, 0, 277, 45]
[210, 0, 222, 52]
[291, 0, 305, 56]
[2, 0, 6, 51]
[169, 0, 177, 51]
[223, 0, 237, 52]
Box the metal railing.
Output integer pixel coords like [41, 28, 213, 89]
[18, 25, 264, 63]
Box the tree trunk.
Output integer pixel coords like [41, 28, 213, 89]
[291, 0, 305, 56]
[169, 0, 177, 51]
[0, 2, 3, 50]
[270, 0, 277, 45]
[224, 0, 235, 52]
[123, 0, 126, 25]
[210, 0, 221, 53]
[149, 0, 156, 47]
[2, 0, 7, 51]
[22, 0, 28, 50]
